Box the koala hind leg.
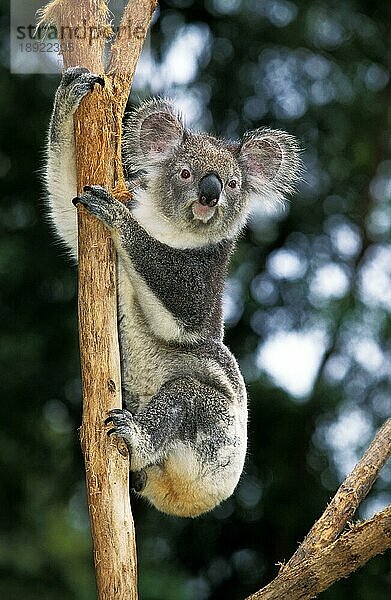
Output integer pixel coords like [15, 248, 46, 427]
[106, 380, 189, 472]
[107, 377, 243, 517]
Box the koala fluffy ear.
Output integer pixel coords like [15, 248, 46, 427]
[123, 98, 184, 170]
[239, 128, 301, 208]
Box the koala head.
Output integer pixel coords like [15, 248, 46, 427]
[122, 98, 301, 248]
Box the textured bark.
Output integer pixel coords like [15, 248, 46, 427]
[247, 506, 391, 600]
[246, 418, 391, 600]
[286, 417, 391, 568]
[38, 1, 157, 598]
[74, 80, 136, 600]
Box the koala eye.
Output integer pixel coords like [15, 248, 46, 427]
[181, 168, 191, 179]
[228, 179, 238, 189]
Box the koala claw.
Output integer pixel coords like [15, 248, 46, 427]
[61, 65, 104, 86]
[73, 185, 113, 215]
[105, 408, 127, 426]
[105, 409, 137, 460]
[57, 67, 105, 115]
[104, 408, 130, 428]
[105, 408, 134, 432]
[72, 185, 128, 230]
[75, 185, 114, 210]
[94, 76, 105, 89]
[130, 470, 147, 493]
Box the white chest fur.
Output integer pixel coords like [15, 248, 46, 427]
[117, 263, 168, 405]
[131, 187, 208, 250]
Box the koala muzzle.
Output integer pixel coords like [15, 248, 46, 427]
[198, 173, 222, 207]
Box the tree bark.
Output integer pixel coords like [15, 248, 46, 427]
[38, 1, 157, 598]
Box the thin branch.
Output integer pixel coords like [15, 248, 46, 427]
[287, 417, 391, 567]
[247, 506, 391, 600]
[245, 418, 391, 600]
[107, 0, 158, 75]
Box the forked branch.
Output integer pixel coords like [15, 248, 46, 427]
[246, 418, 391, 599]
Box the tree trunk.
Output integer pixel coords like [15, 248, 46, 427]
[38, 1, 157, 597]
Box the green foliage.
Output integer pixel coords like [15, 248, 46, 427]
[0, 0, 390, 598]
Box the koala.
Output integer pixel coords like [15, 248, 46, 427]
[46, 67, 300, 517]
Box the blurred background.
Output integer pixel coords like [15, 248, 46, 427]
[1, 0, 390, 598]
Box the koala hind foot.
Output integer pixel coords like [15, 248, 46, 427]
[130, 470, 147, 493]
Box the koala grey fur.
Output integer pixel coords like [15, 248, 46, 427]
[45, 67, 301, 518]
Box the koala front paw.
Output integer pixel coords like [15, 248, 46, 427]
[73, 185, 127, 229]
[56, 67, 104, 117]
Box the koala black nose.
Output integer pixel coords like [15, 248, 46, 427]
[198, 173, 222, 207]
